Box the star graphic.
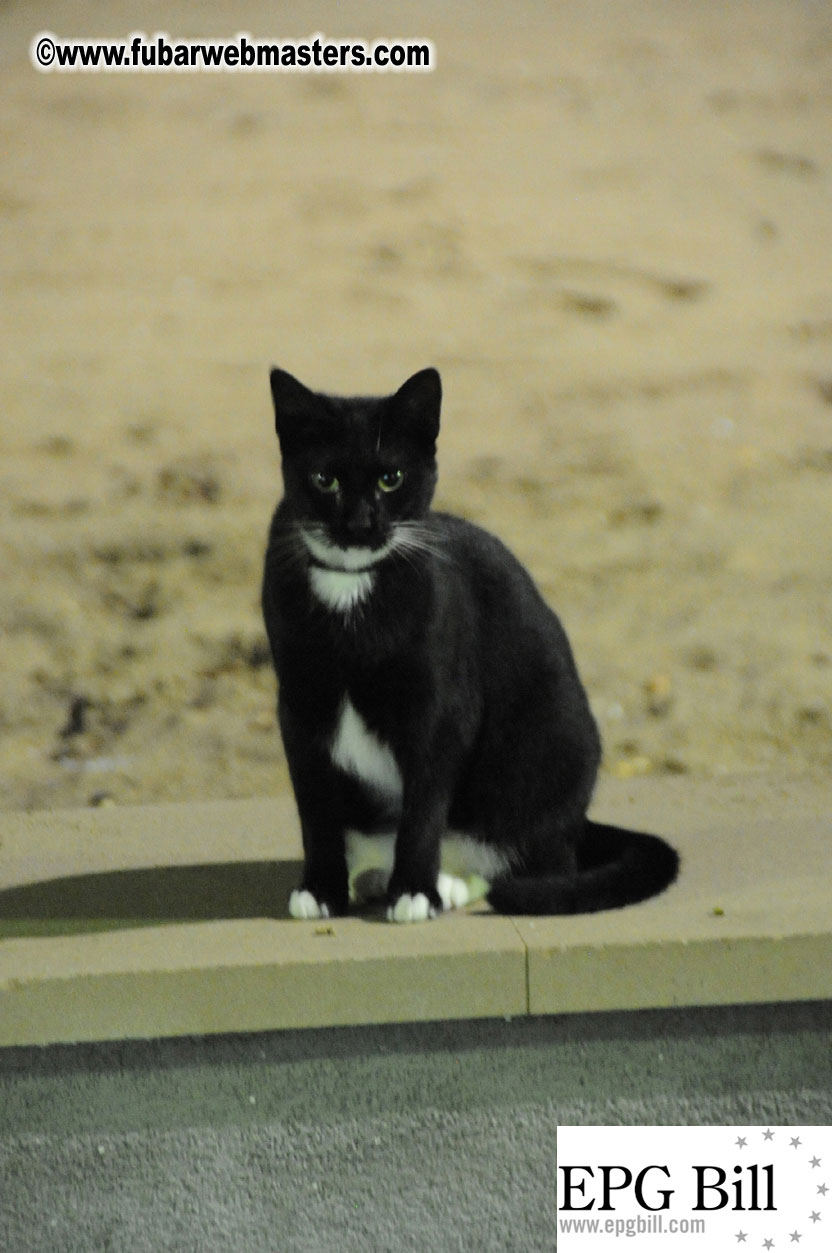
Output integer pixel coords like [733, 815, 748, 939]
[818, 1183, 829, 1197]
[736, 1135, 748, 1148]
[735, 1233, 747, 1244]
[810, 1156, 821, 1168]
[810, 1211, 821, 1223]
[763, 1242, 774, 1251]
[790, 1137, 802, 1149]
[789, 1232, 802, 1243]
[763, 1129, 775, 1141]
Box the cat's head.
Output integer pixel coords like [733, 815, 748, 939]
[269, 367, 441, 560]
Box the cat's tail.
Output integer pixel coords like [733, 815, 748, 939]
[486, 822, 679, 915]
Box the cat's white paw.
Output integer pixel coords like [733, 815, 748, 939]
[386, 893, 437, 923]
[437, 872, 471, 911]
[289, 889, 330, 920]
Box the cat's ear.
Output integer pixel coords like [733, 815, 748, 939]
[392, 367, 442, 447]
[269, 368, 322, 452]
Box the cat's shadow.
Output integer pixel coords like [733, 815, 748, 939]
[0, 860, 305, 938]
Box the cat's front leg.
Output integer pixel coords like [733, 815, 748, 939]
[386, 884, 442, 923]
[278, 706, 348, 922]
[283, 745, 350, 918]
[385, 868, 475, 920]
[290, 831, 349, 919]
[287, 836, 350, 918]
[385, 789, 447, 923]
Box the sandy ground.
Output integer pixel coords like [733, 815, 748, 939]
[1, 0, 831, 813]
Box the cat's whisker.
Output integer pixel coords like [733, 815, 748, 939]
[391, 522, 452, 564]
[393, 523, 431, 544]
[298, 522, 328, 547]
[390, 538, 429, 569]
[388, 541, 423, 577]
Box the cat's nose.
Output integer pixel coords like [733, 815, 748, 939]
[345, 500, 376, 538]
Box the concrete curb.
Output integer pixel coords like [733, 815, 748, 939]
[1, 775, 829, 1046]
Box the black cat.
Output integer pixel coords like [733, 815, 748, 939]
[262, 366, 679, 922]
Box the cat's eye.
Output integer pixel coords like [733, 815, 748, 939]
[310, 472, 339, 494]
[378, 469, 404, 493]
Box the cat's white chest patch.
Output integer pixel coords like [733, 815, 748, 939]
[330, 699, 402, 803]
[309, 566, 375, 614]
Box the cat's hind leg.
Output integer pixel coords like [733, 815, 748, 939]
[385, 835, 496, 916]
[387, 869, 486, 920]
[436, 833, 507, 911]
[347, 831, 447, 919]
[346, 830, 496, 919]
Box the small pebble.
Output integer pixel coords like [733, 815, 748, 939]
[644, 673, 673, 717]
[88, 792, 116, 808]
[612, 755, 653, 779]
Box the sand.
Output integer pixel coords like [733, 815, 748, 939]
[1, 0, 830, 813]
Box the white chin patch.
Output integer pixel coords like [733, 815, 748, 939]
[301, 529, 393, 571]
[309, 566, 374, 613]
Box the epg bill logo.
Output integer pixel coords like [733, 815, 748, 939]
[557, 1126, 830, 1250]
